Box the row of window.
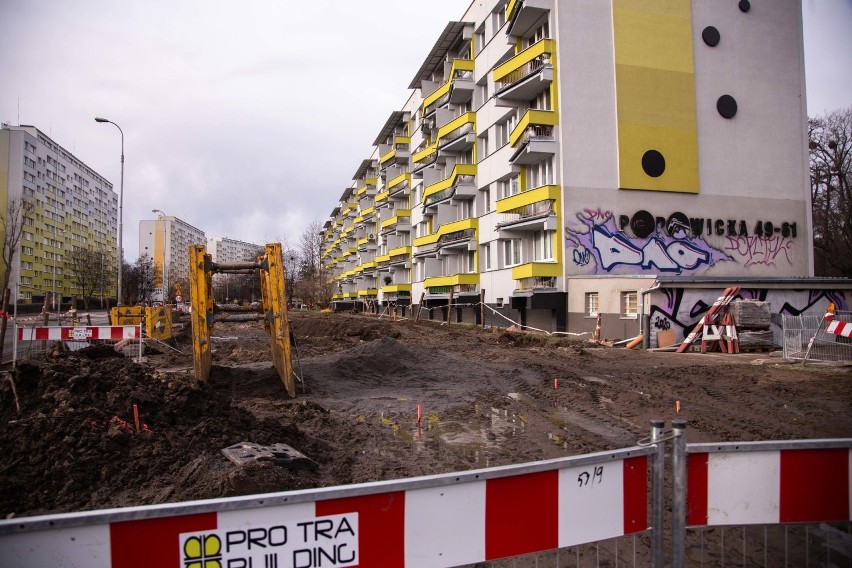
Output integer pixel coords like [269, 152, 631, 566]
[585, 291, 639, 318]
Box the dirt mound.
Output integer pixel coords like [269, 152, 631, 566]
[1, 310, 850, 520]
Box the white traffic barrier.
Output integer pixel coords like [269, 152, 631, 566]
[0, 447, 651, 568]
[17, 325, 140, 341]
[686, 440, 852, 527]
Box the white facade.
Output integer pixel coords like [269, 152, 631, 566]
[0, 124, 117, 304]
[322, 0, 813, 334]
[207, 236, 263, 264]
[139, 215, 206, 301]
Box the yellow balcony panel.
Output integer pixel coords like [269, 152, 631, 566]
[383, 284, 412, 293]
[394, 136, 411, 145]
[357, 237, 368, 246]
[496, 184, 561, 213]
[380, 148, 397, 166]
[362, 206, 375, 217]
[388, 245, 412, 257]
[424, 273, 480, 288]
[381, 211, 412, 230]
[375, 189, 390, 204]
[356, 186, 367, 197]
[511, 262, 562, 280]
[510, 109, 558, 147]
[347, 246, 358, 255]
[413, 234, 439, 247]
[506, 0, 519, 20]
[436, 112, 476, 144]
[354, 215, 364, 224]
[423, 164, 478, 201]
[360, 261, 377, 270]
[389, 172, 412, 190]
[374, 254, 391, 263]
[342, 292, 358, 299]
[412, 144, 437, 164]
[493, 39, 556, 82]
[422, 59, 475, 113]
[358, 289, 378, 297]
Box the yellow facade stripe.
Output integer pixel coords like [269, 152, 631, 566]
[613, 0, 699, 194]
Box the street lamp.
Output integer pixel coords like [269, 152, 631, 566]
[95, 117, 124, 306]
[152, 209, 168, 303]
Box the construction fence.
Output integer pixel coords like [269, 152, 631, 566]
[0, 421, 848, 567]
[782, 309, 852, 363]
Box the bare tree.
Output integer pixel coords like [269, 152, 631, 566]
[0, 197, 34, 361]
[809, 106, 852, 277]
[296, 220, 334, 308]
[68, 248, 113, 311]
[125, 254, 159, 305]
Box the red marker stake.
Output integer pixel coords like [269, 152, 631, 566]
[554, 378, 558, 389]
[417, 404, 422, 426]
[133, 404, 140, 433]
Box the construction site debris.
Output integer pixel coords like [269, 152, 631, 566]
[729, 300, 772, 330]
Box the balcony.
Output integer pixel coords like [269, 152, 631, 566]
[422, 164, 477, 205]
[509, 125, 556, 165]
[505, 0, 552, 39]
[387, 172, 412, 197]
[510, 109, 558, 147]
[380, 211, 412, 234]
[422, 59, 475, 115]
[414, 218, 478, 255]
[496, 184, 560, 213]
[379, 137, 411, 167]
[494, 40, 555, 103]
[424, 274, 479, 295]
[511, 261, 560, 282]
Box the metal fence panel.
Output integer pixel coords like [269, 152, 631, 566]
[783, 311, 852, 362]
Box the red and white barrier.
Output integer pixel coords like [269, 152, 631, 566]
[826, 319, 852, 338]
[17, 325, 140, 342]
[0, 453, 648, 568]
[687, 446, 851, 526]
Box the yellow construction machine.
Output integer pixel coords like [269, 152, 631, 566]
[188, 243, 297, 397]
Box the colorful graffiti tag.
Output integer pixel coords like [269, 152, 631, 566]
[649, 288, 849, 347]
[565, 210, 730, 275]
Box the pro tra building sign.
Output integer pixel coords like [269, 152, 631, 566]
[179, 513, 358, 568]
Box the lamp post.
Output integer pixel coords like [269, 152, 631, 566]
[94, 117, 124, 306]
[152, 209, 168, 303]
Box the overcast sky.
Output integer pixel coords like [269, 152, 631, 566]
[1, 0, 850, 262]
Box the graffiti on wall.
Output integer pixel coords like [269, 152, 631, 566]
[649, 288, 849, 346]
[566, 208, 800, 275]
[565, 209, 730, 275]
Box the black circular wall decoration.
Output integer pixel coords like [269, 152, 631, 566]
[641, 150, 666, 178]
[630, 210, 655, 239]
[739, 0, 751, 13]
[717, 94, 738, 118]
[702, 26, 720, 47]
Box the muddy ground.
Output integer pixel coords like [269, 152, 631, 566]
[1, 310, 851, 520]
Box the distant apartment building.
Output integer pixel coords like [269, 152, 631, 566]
[139, 215, 206, 301]
[207, 236, 263, 264]
[0, 123, 117, 305]
[321, 0, 816, 335]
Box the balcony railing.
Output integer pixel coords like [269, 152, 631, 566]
[514, 125, 554, 148]
[517, 276, 557, 291]
[496, 56, 548, 92]
[439, 228, 476, 246]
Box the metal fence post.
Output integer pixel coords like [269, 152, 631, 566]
[672, 419, 688, 568]
[650, 419, 666, 568]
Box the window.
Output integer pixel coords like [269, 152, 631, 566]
[482, 187, 491, 213]
[585, 292, 599, 317]
[464, 251, 476, 273]
[477, 131, 489, 160]
[503, 239, 522, 267]
[622, 291, 638, 318]
[533, 230, 554, 261]
[493, 7, 506, 30]
[480, 243, 491, 271]
[500, 176, 520, 199]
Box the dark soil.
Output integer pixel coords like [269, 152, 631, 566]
[1, 311, 850, 519]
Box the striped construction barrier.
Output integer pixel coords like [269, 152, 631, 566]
[686, 440, 851, 527]
[17, 325, 140, 342]
[0, 447, 650, 568]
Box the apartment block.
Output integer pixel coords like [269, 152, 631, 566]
[139, 215, 206, 301]
[207, 236, 264, 265]
[322, 0, 813, 335]
[0, 124, 117, 305]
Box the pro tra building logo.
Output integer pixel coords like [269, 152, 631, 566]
[180, 513, 358, 568]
